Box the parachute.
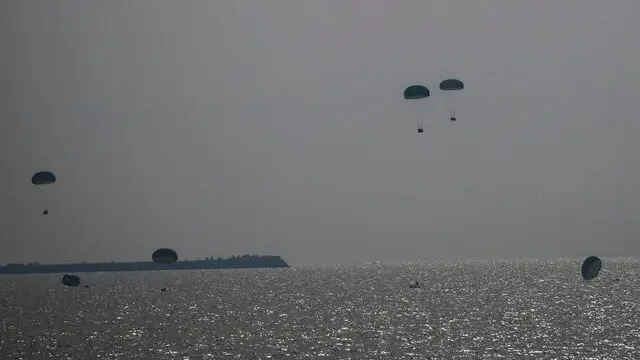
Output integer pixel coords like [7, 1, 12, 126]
[152, 248, 178, 264]
[439, 79, 464, 121]
[31, 171, 56, 214]
[62, 274, 81, 287]
[581, 256, 602, 280]
[403, 85, 431, 133]
[31, 171, 56, 185]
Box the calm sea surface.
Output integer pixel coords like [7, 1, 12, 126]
[1, 259, 639, 359]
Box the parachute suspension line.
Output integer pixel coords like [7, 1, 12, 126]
[36, 211, 54, 247]
[38, 186, 48, 213]
[35, 183, 51, 215]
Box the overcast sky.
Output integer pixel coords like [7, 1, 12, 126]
[1, 0, 639, 266]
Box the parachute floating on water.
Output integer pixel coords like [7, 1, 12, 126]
[581, 256, 602, 280]
[62, 274, 81, 287]
[31, 171, 56, 215]
[439, 79, 464, 121]
[152, 248, 178, 264]
[403, 85, 430, 133]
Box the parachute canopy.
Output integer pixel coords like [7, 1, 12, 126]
[152, 248, 178, 264]
[439, 79, 464, 91]
[32, 171, 56, 185]
[62, 274, 80, 287]
[581, 256, 602, 280]
[404, 85, 430, 100]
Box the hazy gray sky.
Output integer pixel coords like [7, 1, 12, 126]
[2, 0, 640, 266]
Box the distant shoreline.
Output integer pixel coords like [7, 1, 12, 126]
[0, 255, 289, 275]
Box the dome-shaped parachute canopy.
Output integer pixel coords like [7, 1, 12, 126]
[403, 85, 430, 100]
[152, 248, 178, 264]
[31, 171, 56, 185]
[581, 255, 602, 280]
[439, 79, 464, 91]
[62, 274, 81, 287]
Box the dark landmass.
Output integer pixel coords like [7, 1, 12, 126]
[0, 254, 289, 274]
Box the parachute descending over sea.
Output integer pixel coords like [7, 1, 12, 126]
[403, 85, 430, 133]
[439, 78, 464, 121]
[581, 256, 602, 280]
[31, 171, 56, 215]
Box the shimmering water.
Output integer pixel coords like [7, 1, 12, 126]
[1, 258, 639, 359]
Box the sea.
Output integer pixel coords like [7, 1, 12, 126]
[1, 258, 639, 360]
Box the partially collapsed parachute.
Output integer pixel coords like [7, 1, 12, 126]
[403, 85, 431, 132]
[581, 256, 602, 280]
[439, 79, 464, 121]
[152, 248, 178, 264]
[32, 171, 56, 214]
[62, 274, 81, 287]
